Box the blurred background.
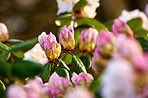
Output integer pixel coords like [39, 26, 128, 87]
[0, 0, 148, 40]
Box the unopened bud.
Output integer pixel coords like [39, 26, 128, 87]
[59, 25, 75, 50]
[38, 32, 61, 61]
[79, 28, 98, 52]
[112, 19, 133, 37]
[0, 23, 9, 42]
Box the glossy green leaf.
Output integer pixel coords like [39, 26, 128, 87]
[0, 42, 10, 51]
[12, 60, 42, 79]
[6, 39, 23, 44]
[0, 80, 6, 98]
[80, 55, 91, 70]
[56, 68, 70, 80]
[75, 24, 94, 30]
[74, 29, 81, 46]
[127, 17, 142, 31]
[39, 63, 52, 82]
[72, 55, 87, 73]
[0, 59, 10, 77]
[76, 17, 108, 32]
[12, 50, 24, 58]
[127, 18, 148, 40]
[89, 76, 101, 94]
[9, 38, 38, 52]
[55, 14, 72, 26]
[63, 53, 72, 65]
[73, 0, 88, 11]
[58, 59, 70, 70]
[136, 37, 148, 51]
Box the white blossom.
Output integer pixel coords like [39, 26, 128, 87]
[24, 43, 48, 64]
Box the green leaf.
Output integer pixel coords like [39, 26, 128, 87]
[75, 24, 94, 30]
[63, 53, 72, 65]
[89, 76, 101, 94]
[0, 59, 10, 77]
[12, 60, 42, 79]
[76, 17, 108, 32]
[127, 17, 142, 31]
[6, 39, 23, 45]
[103, 20, 113, 32]
[55, 14, 72, 26]
[58, 59, 70, 70]
[56, 68, 70, 80]
[80, 55, 91, 70]
[0, 80, 6, 98]
[74, 29, 81, 46]
[12, 50, 24, 58]
[0, 42, 10, 51]
[127, 17, 148, 40]
[136, 37, 148, 51]
[73, 0, 88, 11]
[72, 55, 87, 73]
[1, 51, 10, 60]
[39, 63, 52, 82]
[9, 38, 38, 52]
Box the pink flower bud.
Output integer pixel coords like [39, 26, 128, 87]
[24, 80, 42, 98]
[38, 32, 61, 61]
[96, 30, 115, 57]
[7, 84, 27, 98]
[112, 19, 133, 37]
[91, 48, 106, 72]
[49, 72, 73, 97]
[79, 28, 98, 52]
[59, 25, 75, 50]
[115, 35, 142, 59]
[71, 72, 94, 87]
[0, 23, 9, 42]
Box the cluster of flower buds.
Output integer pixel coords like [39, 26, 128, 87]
[112, 19, 133, 37]
[79, 28, 98, 52]
[0, 22, 9, 42]
[59, 25, 75, 50]
[38, 32, 61, 61]
[38, 25, 75, 61]
[71, 72, 94, 87]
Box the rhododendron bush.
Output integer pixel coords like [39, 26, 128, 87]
[0, 0, 148, 98]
